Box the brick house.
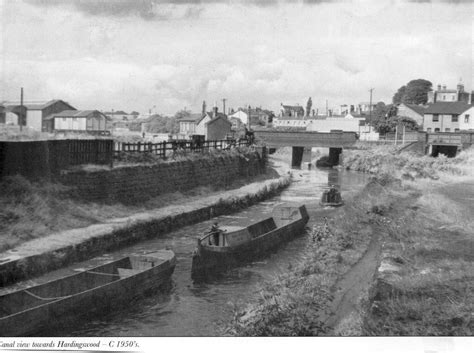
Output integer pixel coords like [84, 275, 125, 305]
[178, 113, 203, 139]
[279, 103, 305, 118]
[423, 102, 472, 133]
[196, 108, 231, 140]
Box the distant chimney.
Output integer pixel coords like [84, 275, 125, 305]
[213, 105, 218, 118]
[457, 83, 464, 93]
[437, 84, 441, 91]
[442, 85, 447, 90]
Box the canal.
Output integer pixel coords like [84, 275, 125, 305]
[39, 164, 369, 336]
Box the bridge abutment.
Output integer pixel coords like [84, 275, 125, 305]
[328, 147, 342, 165]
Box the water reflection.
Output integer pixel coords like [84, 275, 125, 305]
[33, 167, 368, 337]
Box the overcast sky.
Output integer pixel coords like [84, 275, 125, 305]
[0, 0, 472, 115]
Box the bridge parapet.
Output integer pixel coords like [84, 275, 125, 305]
[254, 129, 358, 148]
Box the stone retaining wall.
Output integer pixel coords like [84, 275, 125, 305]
[0, 175, 289, 287]
[60, 149, 267, 204]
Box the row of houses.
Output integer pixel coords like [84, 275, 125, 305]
[273, 83, 474, 138]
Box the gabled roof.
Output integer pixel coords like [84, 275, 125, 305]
[45, 110, 108, 120]
[424, 102, 472, 115]
[179, 113, 204, 122]
[198, 112, 227, 125]
[206, 115, 232, 127]
[282, 104, 304, 111]
[401, 103, 426, 116]
[1, 99, 75, 111]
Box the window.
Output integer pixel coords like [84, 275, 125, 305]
[432, 114, 439, 122]
[465, 114, 470, 123]
[72, 117, 77, 122]
[455, 128, 460, 132]
[434, 128, 440, 132]
[452, 115, 458, 122]
[427, 128, 432, 133]
[62, 117, 66, 122]
[445, 128, 450, 132]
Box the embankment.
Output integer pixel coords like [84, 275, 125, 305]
[0, 175, 291, 287]
[342, 146, 474, 335]
[61, 147, 268, 204]
[228, 146, 474, 336]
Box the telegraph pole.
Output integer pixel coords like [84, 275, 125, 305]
[369, 88, 374, 133]
[222, 98, 227, 116]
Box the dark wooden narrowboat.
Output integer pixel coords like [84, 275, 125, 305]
[191, 204, 309, 279]
[0, 250, 176, 336]
[320, 187, 343, 207]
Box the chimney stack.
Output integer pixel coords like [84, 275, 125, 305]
[213, 105, 218, 118]
[442, 85, 447, 90]
[437, 84, 441, 91]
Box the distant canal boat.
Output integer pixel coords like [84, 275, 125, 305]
[320, 186, 343, 207]
[191, 204, 309, 279]
[0, 250, 176, 336]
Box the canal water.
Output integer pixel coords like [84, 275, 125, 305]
[39, 165, 368, 336]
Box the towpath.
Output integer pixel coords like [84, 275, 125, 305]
[0, 175, 290, 286]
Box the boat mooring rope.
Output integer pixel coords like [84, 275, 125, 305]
[23, 290, 71, 301]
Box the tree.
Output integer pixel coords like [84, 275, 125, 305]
[392, 79, 433, 105]
[392, 86, 406, 104]
[145, 115, 179, 134]
[306, 97, 312, 117]
[403, 79, 432, 105]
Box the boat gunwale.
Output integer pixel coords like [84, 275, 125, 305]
[0, 252, 176, 321]
[198, 213, 308, 253]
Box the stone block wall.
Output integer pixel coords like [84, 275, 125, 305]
[60, 149, 267, 204]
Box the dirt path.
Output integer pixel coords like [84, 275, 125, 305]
[323, 232, 382, 335]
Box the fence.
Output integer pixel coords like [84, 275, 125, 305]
[114, 138, 251, 158]
[0, 139, 114, 179]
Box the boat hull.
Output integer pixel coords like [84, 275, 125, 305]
[191, 206, 309, 279]
[0, 250, 176, 337]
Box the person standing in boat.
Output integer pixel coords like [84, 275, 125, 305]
[209, 222, 221, 246]
[328, 185, 337, 203]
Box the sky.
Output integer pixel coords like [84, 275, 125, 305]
[0, 0, 472, 115]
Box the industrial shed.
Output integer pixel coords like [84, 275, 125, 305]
[45, 110, 109, 133]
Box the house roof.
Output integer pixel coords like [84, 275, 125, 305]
[45, 110, 108, 120]
[179, 113, 204, 122]
[198, 112, 227, 125]
[401, 103, 426, 116]
[206, 115, 232, 127]
[1, 99, 75, 111]
[282, 105, 304, 111]
[424, 102, 472, 115]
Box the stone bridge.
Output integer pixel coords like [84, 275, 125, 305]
[253, 130, 358, 166]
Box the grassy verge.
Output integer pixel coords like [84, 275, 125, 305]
[0, 150, 276, 253]
[343, 146, 474, 335]
[226, 175, 400, 336]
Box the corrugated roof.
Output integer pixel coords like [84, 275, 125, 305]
[424, 102, 472, 115]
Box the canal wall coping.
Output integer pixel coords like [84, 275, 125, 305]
[0, 175, 290, 287]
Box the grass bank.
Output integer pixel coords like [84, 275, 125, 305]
[226, 175, 399, 336]
[228, 147, 474, 336]
[0, 149, 277, 253]
[342, 146, 474, 335]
